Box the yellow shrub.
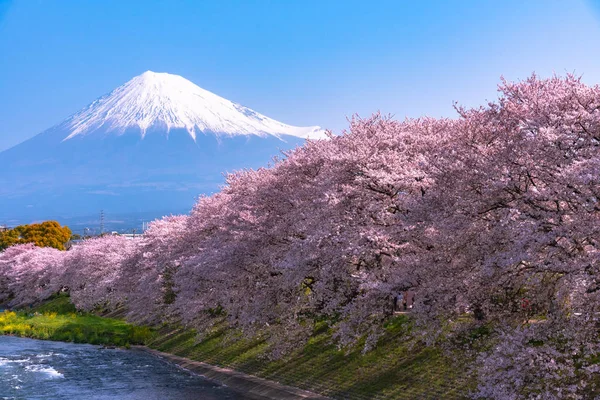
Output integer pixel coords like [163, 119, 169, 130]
[43, 312, 58, 319]
[0, 311, 18, 324]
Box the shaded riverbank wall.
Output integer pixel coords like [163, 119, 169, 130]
[137, 346, 329, 400]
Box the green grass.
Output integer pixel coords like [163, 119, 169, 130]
[0, 294, 152, 347]
[148, 316, 474, 400]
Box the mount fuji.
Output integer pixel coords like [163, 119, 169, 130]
[0, 71, 326, 228]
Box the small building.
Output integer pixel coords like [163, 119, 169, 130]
[120, 233, 143, 240]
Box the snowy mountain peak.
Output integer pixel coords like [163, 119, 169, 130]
[62, 71, 326, 141]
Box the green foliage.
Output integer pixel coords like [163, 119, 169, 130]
[30, 293, 77, 314]
[0, 295, 153, 346]
[0, 221, 72, 251]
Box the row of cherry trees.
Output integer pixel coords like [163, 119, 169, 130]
[2, 75, 600, 398]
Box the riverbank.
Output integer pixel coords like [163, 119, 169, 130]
[146, 321, 472, 400]
[1, 295, 474, 399]
[138, 346, 328, 400]
[0, 295, 151, 346]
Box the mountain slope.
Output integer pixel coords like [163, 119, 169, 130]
[0, 71, 325, 227]
[61, 71, 326, 141]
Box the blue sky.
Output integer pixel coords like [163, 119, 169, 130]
[1, 0, 600, 151]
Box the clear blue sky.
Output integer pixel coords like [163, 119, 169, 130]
[1, 0, 600, 151]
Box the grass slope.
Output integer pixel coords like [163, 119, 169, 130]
[147, 317, 473, 400]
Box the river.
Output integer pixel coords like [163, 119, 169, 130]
[0, 336, 249, 399]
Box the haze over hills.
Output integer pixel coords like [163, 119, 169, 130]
[0, 71, 326, 230]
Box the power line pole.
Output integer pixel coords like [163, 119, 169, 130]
[100, 210, 105, 235]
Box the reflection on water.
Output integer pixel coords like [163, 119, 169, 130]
[0, 336, 248, 399]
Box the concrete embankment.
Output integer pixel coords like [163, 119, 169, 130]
[136, 346, 330, 400]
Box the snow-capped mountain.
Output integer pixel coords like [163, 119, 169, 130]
[0, 71, 326, 227]
[62, 71, 326, 141]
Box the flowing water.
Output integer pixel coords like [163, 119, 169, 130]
[0, 336, 249, 399]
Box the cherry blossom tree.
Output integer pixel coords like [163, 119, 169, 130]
[407, 75, 600, 398]
[170, 114, 443, 352]
[0, 243, 66, 307]
[117, 215, 188, 323]
[63, 235, 138, 311]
